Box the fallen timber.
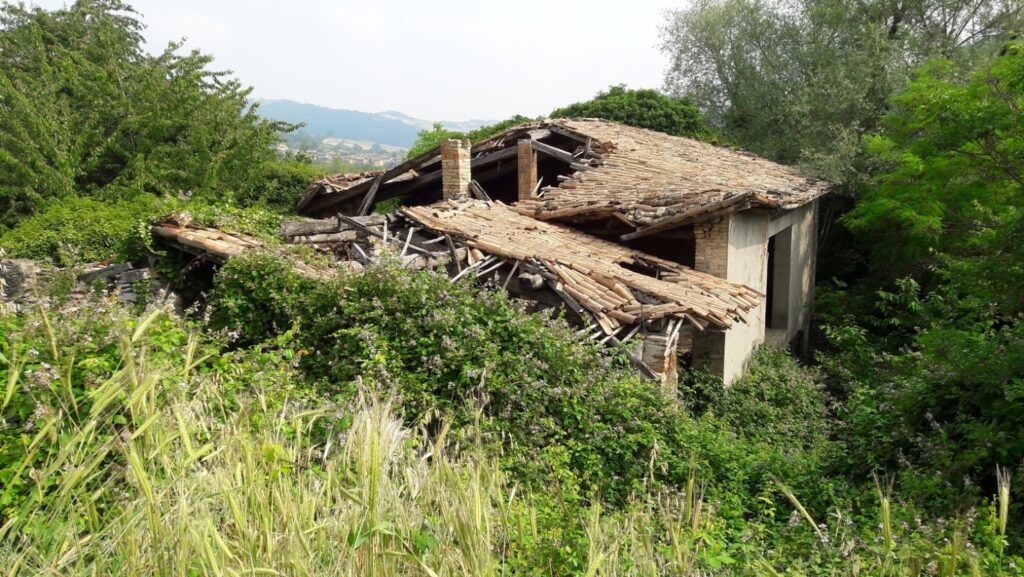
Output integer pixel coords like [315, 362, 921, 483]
[151, 200, 760, 381]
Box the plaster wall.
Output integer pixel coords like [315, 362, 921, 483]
[691, 200, 819, 384]
[720, 210, 770, 384]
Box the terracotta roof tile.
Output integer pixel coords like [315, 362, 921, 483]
[511, 119, 830, 235]
[403, 199, 762, 332]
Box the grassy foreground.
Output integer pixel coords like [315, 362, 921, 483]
[0, 300, 1019, 576]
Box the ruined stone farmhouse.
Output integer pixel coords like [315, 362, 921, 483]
[155, 119, 829, 385]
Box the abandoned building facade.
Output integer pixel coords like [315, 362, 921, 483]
[292, 119, 829, 385]
[156, 119, 828, 385]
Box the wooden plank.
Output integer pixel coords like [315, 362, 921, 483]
[287, 231, 358, 244]
[469, 180, 492, 202]
[530, 139, 577, 165]
[300, 147, 444, 215]
[356, 174, 384, 216]
[445, 235, 462, 272]
[335, 214, 434, 256]
[547, 124, 592, 144]
[280, 215, 385, 238]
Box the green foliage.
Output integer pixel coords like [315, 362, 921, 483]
[236, 159, 322, 212]
[660, 0, 1021, 183]
[551, 85, 709, 138]
[845, 49, 1024, 272]
[722, 348, 831, 452]
[184, 201, 287, 242]
[405, 122, 463, 159]
[0, 302, 195, 512]
[0, 194, 285, 266]
[466, 114, 535, 142]
[405, 115, 536, 160]
[0, 0, 291, 227]
[405, 91, 709, 161]
[820, 44, 1024, 507]
[0, 195, 171, 265]
[207, 255, 836, 507]
[4, 301, 1020, 575]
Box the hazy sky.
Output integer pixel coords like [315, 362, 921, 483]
[29, 0, 677, 121]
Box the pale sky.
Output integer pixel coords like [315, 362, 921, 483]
[28, 0, 678, 121]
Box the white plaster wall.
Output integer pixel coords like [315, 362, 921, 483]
[721, 210, 770, 384]
[689, 201, 820, 384]
[718, 200, 818, 384]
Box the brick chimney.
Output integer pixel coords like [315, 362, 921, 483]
[440, 139, 471, 200]
[517, 139, 538, 200]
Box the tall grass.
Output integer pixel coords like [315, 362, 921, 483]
[1, 305, 1020, 576]
[0, 308, 714, 576]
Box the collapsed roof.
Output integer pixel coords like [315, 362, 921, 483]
[510, 119, 830, 239]
[152, 201, 761, 335]
[152, 119, 828, 379]
[403, 199, 762, 333]
[296, 118, 830, 242]
[152, 218, 265, 263]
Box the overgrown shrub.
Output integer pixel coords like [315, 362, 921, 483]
[722, 348, 831, 450]
[0, 296, 314, 515]
[551, 85, 709, 138]
[236, 158, 323, 212]
[0, 195, 286, 266]
[3, 302, 1019, 576]
[0, 1, 294, 228]
[0, 195, 171, 265]
[207, 254, 838, 509]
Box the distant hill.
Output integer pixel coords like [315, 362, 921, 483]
[254, 99, 495, 149]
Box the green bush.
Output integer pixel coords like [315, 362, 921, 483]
[405, 115, 536, 160]
[722, 348, 831, 450]
[551, 85, 709, 138]
[207, 254, 837, 509]
[0, 195, 171, 265]
[0, 301, 191, 511]
[237, 159, 323, 213]
[0, 1, 287, 228]
[3, 294, 1020, 576]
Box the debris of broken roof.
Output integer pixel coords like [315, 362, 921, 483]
[153, 199, 761, 335]
[402, 199, 761, 333]
[152, 117, 830, 383]
[296, 118, 830, 239]
[152, 217, 265, 263]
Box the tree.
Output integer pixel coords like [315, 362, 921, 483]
[405, 122, 463, 159]
[0, 0, 290, 227]
[404, 115, 535, 160]
[551, 85, 708, 138]
[845, 44, 1024, 273]
[821, 40, 1024, 499]
[660, 0, 1022, 184]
